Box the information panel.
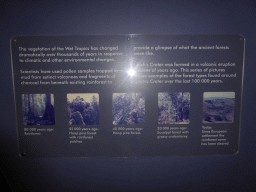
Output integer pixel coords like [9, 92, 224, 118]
[11, 35, 244, 157]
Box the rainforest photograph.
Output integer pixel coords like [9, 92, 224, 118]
[203, 92, 235, 123]
[158, 92, 190, 124]
[113, 93, 145, 125]
[22, 94, 55, 125]
[67, 93, 99, 125]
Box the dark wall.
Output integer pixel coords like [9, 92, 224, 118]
[1, 0, 256, 191]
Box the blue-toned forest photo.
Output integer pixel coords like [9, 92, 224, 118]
[203, 92, 235, 123]
[158, 92, 190, 124]
[67, 94, 99, 125]
[113, 93, 145, 125]
[22, 94, 55, 125]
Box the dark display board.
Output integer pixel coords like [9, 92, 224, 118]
[11, 35, 244, 157]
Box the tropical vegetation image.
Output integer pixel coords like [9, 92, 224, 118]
[158, 92, 190, 124]
[203, 92, 235, 123]
[22, 94, 55, 125]
[67, 93, 99, 125]
[113, 93, 145, 125]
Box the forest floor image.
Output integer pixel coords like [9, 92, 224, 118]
[67, 94, 99, 125]
[158, 92, 190, 124]
[22, 94, 55, 125]
[113, 93, 145, 125]
[203, 92, 235, 123]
